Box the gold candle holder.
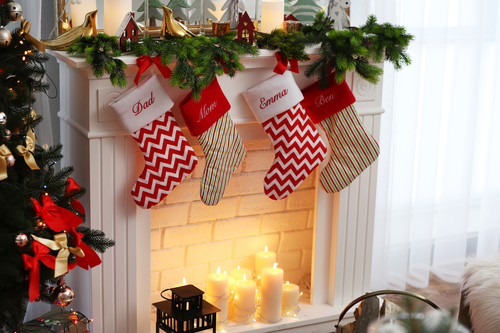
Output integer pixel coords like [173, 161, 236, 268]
[282, 21, 301, 33]
[212, 21, 230, 36]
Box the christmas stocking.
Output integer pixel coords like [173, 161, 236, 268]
[242, 71, 327, 200]
[179, 78, 245, 206]
[109, 75, 198, 209]
[301, 73, 380, 193]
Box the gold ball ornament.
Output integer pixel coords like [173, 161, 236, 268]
[0, 28, 12, 48]
[6, 154, 15, 167]
[5, 2, 23, 22]
[15, 233, 28, 247]
[52, 284, 75, 307]
[0, 112, 6, 125]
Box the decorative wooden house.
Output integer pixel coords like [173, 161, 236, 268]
[236, 11, 254, 44]
[115, 12, 142, 52]
[284, 13, 302, 28]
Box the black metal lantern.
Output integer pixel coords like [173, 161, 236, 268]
[154, 284, 220, 333]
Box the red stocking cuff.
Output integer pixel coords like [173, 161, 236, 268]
[180, 78, 231, 137]
[301, 74, 356, 124]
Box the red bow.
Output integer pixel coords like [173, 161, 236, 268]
[31, 195, 82, 232]
[134, 55, 172, 86]
[67, 227, 102, 270]
[65, 177, 85, 216]
[273, 52, 299, 75]
[23, 240, 56, 302]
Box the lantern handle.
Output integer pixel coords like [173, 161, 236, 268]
[160, 288, 173, 301]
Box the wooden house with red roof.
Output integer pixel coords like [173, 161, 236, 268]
[115, 12, 143, 52]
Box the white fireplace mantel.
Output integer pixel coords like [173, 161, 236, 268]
[49, 48, 383, 333]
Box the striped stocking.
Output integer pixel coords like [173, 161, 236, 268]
[109, 75, 198, 208]
[301, 75, 380, 193]
[243, 71, 327, 200]
[180, 78, 246, 205]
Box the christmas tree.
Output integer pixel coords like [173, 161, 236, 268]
[136, 0, 167, 27]
[0, 1, 114, 331]
[290, 0, 321, 25]
[189, 0, 217, 25]
[168, 0, 190, 21]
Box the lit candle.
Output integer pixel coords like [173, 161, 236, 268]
[230, 266, 252, 281]
[225, 271, 236, 319]
[70, 0, 97, 27]
[260, 0, 284, 33]
[233, 274, 257, 325]
[255, 246, 276, 276]
[206, 267, 229, 324]
[282, 281, 299, 316]
[103, 0, 132, 35]
[260, 263, 283, 323]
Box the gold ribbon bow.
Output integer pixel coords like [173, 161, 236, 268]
[0, 144, 13, 181]
[32, 234, 85, 277]
[20, 18, 46, 52]
[15, 130, 39, 170]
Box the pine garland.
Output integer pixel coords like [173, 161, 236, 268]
[65, 34, 128, 88]
[254, 29, 310, 63]
[130, 33, 259, 100]
[300, 11, 413, 88]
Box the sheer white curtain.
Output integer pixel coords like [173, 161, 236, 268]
[351, 0, 500, 290]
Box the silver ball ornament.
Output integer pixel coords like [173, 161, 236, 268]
[6, 154, 15, 167]
[52, 285, 75, 307]
[0, 112, 6, 125]
[15, 233, 28, 247]
[5, 2, 23, 22]
[0, 28, 12, 48]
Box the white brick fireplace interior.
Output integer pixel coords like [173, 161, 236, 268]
[52, 49, 383, 333]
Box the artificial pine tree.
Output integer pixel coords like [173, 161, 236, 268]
[189, 0, 217, 25]
[0, 1, 114, 331]
[136, 0, 167, 27]
[168, 0, 190, 22]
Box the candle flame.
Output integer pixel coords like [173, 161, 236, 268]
[265, 246, 268, 252]
[273, 263, 278, 269]
[182, 277, 186, 285]
[286, 281, 289, 285]
[224, 270, 227, 275]
[217, 267, 221, 275]
[243, 274, 247, 282]
[237, 265, 241, 270]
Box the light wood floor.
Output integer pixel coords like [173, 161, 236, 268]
[385, 273, 462, 312]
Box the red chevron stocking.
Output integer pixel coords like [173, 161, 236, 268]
[243, 71, 327, 200]
[301, 74, 380, 193]
[109, 75, 198, 209]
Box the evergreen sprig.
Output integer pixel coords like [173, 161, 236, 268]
[76, 227, 116, 253]
[300, 12, 414, 88]
[66, 34, 128, 88]
[130, 33, 259, 100]
[254, 29, 310, 63]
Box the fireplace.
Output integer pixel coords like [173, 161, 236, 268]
[51, 49, 383, 333]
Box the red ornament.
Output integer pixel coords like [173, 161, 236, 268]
[236, 12, 254, 44]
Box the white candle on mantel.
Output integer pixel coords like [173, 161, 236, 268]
[282, 281, 299, 316]
[260, 263, 284, 323]
[233, 274, 257, 325]
[103, 0, 132, 36]
[260, 0, 284, 33]
[70, 0, 97, 27]
[206, 267, 229, 324]
[230, 266, 252, 281]
[255, 246, 276, 276]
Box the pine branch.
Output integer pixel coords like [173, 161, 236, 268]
[76, 227, 116, 253]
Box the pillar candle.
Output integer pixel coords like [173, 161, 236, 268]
[230, 266, 252, 281]
[282, 281, 299, 316]
[260, 263, 283, 323]
[103, 0, 132, 35]
[260, 0, 284, 33]
[206, 268, 229, 324]
[255, 246, 276, 276]
[233, 275, 257, 325]
[225, 271, 236, 319]
[70, 0, 97, 27]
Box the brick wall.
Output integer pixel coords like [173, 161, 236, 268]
[150, 139, 317, 306]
